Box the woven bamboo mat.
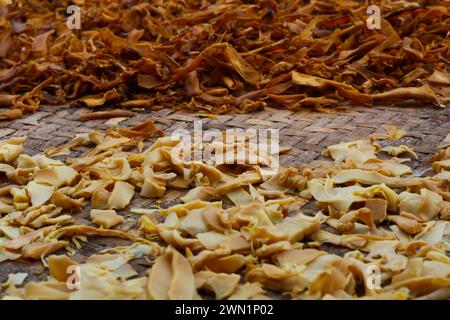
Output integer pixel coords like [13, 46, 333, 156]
[0, 105, 449, 284]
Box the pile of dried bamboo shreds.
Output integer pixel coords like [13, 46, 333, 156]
[0, 121, 448, 300]
[0, 0, 449, 119]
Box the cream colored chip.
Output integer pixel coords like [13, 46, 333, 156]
[381, 145, 418, 160]
[107, 181, 135, 209]
[1, 122, 449, 301]
[195, 271, 240, 299]
[0, 140, 25, 163]
[25, 182, 54, 207]
[147, 247, 197, 300]
[398, 189, 443, 221]
[323, 140, 376, 164]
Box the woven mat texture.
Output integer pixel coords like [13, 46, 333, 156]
[0, 105, 449, 283]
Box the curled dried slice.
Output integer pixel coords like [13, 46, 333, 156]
[47, 225, 136, 241]
[180, 186, 215, 203]
[387, 258, 450, 297]
[366, 241, 408, 272]
[195, 271, 240, 300]
[273, 249, 326, 267]
[148, 247, 197, 300]
[47, 255, 77, 282]
[255, 241, 292, 258]
[25, 182, 54, 207]
[92, 157, 132, 181]
[260, 167, 308, 193]
[415, 221, 448, 244]
[311, 230, 367, 250]
[291, 71, 371, 105]
[90, 209, 124, 229]
[331, 169, 422, 188]
[387, 215, 423, 235]
[50, 191, 83, 210]
[308, 178, 366, 212]
[398, 189, 443, 221]
[22, 240, 68, 260]
[79, 110, 135, 121]
[228, 282, 266, 300]
[2, 228, 51, 251]
[357, 159, 412, 177]
[44, 133, 90, 157]
[33, 165, 78, 188]
[157, 213, 204, 252]
[246, 263, 306, 293]
[107, 181, 135, 210]
[381, 145, 418, 160]
[179, 209, 209, 236]
[159, 200, 221, 217]
[140, 175, 167, 198]
[24, 281, 70, 300]
[274, 214, 320, 243]
[372, 85, 446, 108]
[78, 89, 119, 108]
[201, 204, 229, 233]
[0, 197, 14, 214]
[432, 160, 450, 173]
[196, 231, 228, 250]
[335, 208, 375, 233]
[0, 138, 25, 163]
[188, 248, 248, 274]
[0, 113, 448, 300]
[364, 198, 388, 223]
